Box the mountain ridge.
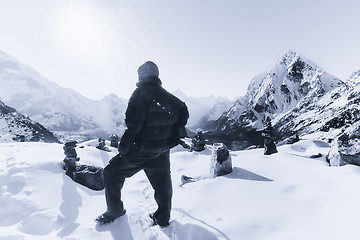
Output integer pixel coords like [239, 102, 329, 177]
[2, 49, 360, 152]
[0, 50, 128, 142]
[202, 50, 349, 150]
[0, 99, 59, 143]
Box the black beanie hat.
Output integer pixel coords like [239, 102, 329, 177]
[137, 61, 159, 79]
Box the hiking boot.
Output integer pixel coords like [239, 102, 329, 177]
[95, 210, 126, 225]
[149, 213, 169, 227]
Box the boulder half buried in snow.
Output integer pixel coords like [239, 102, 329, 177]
[327, 123, 360, 166]
[65, 164, 104, 191]
[62, 141, 104, 190]
[210, 143, 232, 178]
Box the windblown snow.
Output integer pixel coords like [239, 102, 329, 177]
[1, 137, 360, 240]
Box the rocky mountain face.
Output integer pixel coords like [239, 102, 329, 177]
[281, 71, 360, 166]
[0, 50, 127, 142]
[0, 100, 59, 143]
[204, 50, 345, 150]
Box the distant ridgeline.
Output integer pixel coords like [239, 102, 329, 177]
[0, 100, 59, 143]
[0, 50, 127, 142]
[2, 48, 360, 152]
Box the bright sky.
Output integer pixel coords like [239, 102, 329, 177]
[0, 0, 359, 100]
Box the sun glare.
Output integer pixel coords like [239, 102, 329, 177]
[54, 2, 115, 63]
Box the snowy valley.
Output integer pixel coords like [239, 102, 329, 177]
[2, 49, 360, 239]
[0, 50, 128, 142]
[3, 137, 360, 240]
[2, 48, 360, 165]
[0, 50, 227, 142]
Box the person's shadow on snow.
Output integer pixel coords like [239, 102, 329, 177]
[95, 215, 134, 240]
[57, 173, 82, 237]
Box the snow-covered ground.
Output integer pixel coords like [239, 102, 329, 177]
[1, 137, 360, 240]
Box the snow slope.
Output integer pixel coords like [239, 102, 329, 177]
[1, 138, 360, 240]
[0, 100, 59, 143]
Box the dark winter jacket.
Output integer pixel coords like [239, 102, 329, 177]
[118, 76, 189, 161]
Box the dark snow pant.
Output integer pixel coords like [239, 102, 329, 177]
[103, 151, 172, 225]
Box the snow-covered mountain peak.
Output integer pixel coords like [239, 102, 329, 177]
[0, 50, 65, 101]
[207, 51, 346, 149]
[101, 93, 120, 99]
[279, 49, 300, 68]
[172, 88, 190, 101]
[244, 50, 343, 117]
[99, 93, 127, 104]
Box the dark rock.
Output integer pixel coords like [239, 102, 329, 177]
[261, 116, 278, 155]
[63, 141, 78, 158]
[109, 134, 120, 148]
[62, 141, 104, 191]
[63, 157, 80, 169]
[264, 141, 278, 155]
[96, 138, 111, 152]
[181, 175, 196, 185]
[179, 140, 191, 150]
[278, 134, 300, 146]
[310, 153, 322, 158]
[210, 143, 232, 178]
[12, 134, 25, 142]
[191, 130, 206, 152]
[65, 164, 104, 191]
[320, 108, 360, 132]
[327, 125, 360, 166]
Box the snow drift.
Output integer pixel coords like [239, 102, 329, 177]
[2, 138, 360, 239]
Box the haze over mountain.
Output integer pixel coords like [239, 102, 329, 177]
[0, 49, 231, 141]
[172, 89, 232, 128]
[0, 50, 127, 141]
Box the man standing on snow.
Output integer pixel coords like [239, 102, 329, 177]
[96, 61, 189, 226]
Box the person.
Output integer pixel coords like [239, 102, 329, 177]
[191, 129, 206, 152]
[95, 61, 189, 226]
